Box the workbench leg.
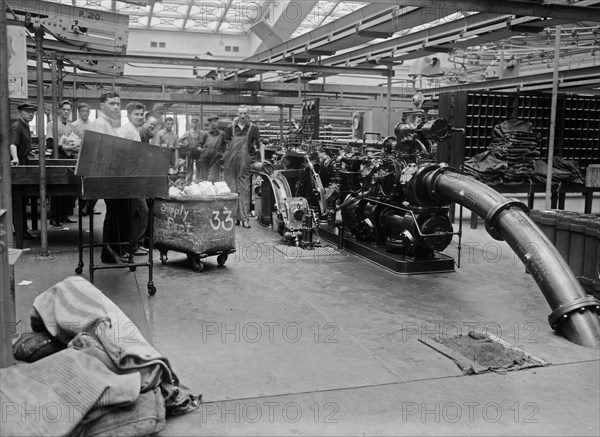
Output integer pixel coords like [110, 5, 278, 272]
[31, 198, 38, 231]
[470, 212, 478, 229]
[551, 191, 558, 209]
[76, 198, 85, 275]
[12, 193, 24, 249]
[147, 198, 156, 296]
[528, 186, 535, 210]
[89, 200, 95, 284]
[584, 189, 593, 214]
[558, 193, 566, 210]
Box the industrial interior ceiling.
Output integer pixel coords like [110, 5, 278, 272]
[18, 0, 600, 99]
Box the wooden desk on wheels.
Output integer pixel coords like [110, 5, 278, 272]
[75, 131, 171, 295]
[469, 181, 598, 229]
[11, 162, 79, 249]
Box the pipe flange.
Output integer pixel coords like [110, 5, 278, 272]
[426, 165, 458, 204]
[485, 198, 529, 241]
[406, 164, 441, 206]
[548, 296, 600, 330]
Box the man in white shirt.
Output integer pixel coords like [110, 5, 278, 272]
[118, 101, 149, 256]
[71, 102, 92, 140]
[46, 100, 77, 226]
[71, 102, 100, 215]
[46, 100, 78, 158]
[86, 92, 129, 263]
[118, 101, 145, 141]
[88, 92, 120, 136]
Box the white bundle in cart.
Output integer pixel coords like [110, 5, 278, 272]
[168, 180, 231, 197]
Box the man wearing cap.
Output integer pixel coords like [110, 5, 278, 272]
[9, 102, 36, 166]
[9, 102, 37, 239]
[179, 116, 205, 181]
[197, 115, 226, 182]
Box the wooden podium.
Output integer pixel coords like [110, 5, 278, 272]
[75, 131, 171, 295]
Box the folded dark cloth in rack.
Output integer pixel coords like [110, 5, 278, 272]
[533, 158, 584, 184]
[495, 143, 538, 151]
[503, 135, 538, 142]
[492, 119, 536, 138]
[464, 150, 509, 175]
[462, 170, 502, 184]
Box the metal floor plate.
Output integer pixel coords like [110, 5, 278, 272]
[273, 244, 344, 259]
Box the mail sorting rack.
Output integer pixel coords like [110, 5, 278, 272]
[439, 90, 600, 169]
[74, 131, 171, 295]
[561, 96, 600, 168]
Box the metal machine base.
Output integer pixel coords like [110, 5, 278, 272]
[318, 225, 455, 275]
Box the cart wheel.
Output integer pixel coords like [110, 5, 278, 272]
[191, 256, 204, 272]
[148, 284, 157, 296]
[75, 266, 83, 274]
[160, 251, 167, 265]
[217, 253, 228, 266]
[129, 266, 137, 272]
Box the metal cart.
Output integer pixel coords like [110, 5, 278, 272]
[154, 194, 238, 272]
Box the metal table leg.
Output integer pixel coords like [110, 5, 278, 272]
[75, 197, 85, 274]
[89, 198, 95, 283]
[147, 198, 156, 295]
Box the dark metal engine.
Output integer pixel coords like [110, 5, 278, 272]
[330, 119, 456, 259]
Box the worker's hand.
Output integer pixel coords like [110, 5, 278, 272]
[10, 158, 19, 166]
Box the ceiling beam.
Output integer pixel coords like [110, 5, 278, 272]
[252, 0, 319, 54]
[53, 52, 395, 77]
[316, 13, 510, 67]
[245, 3, 396, 63]
[181, 0, 194, 31]
[215, 0, 234, 33]
[419, 65, 600, 94]
[51, 89, 408, 109]
[28, 69, 408, 97]
[315, 1, 341, 27]
[147, 1, 155, 29]
[365, 0, 600, 22]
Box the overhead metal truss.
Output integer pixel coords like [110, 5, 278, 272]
[16, 0, 600, 98]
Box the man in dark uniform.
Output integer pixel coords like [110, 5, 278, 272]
[9, 102, 36, 166]
[9, 102, 37, 239]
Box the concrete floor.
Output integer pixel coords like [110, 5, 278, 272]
[11, 193, 600, 436]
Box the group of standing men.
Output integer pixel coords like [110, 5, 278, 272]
[9, 96, 262, 258]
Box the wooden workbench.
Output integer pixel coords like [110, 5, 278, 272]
[469, 181, 597, 229]
[10, 161, 79, 249]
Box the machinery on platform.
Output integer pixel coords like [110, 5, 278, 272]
[317, 117, 460, 272]
[252, 145, 323, 248]
[252, 116, 600, 348]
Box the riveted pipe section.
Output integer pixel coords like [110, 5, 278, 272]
[415, 165, 600, 348]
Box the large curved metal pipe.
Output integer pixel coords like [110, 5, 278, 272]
[411, 165, 600, 348]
